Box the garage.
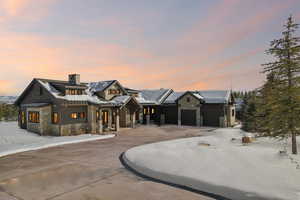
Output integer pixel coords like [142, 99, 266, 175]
[202, 111, 219, 126]
[164, 106, 178, 124]
[181, 109, 196, 126]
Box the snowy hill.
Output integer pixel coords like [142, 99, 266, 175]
[0, 96, 18, 104]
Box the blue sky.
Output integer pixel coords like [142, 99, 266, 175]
[0, 0, 299, 95]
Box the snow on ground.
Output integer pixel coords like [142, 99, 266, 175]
[124, 127, 300, 200]
[0, 122, 114, 158]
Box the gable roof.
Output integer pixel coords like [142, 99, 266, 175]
[136, 89, 173, 105]
[175, 91, 204, 103]
[162, 90, 232, 104]
[198, 90, 231, 104]
[163, 91, 185, 104]
[88, 80, 116, 93]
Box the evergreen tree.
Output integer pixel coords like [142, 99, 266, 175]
[262, 16, 300, 154]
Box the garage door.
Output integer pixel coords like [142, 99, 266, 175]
[181, 110, 196, 126]
[203, 111, 219, 127]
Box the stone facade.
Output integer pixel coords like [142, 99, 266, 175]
[177, 93, 201, 127]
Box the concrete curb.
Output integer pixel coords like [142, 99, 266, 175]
[120, 152, 232, 200]
[120, 151, 277, 200]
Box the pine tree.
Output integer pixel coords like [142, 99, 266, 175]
[262, 16, 300, 154]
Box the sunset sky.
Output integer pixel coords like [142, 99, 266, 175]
[0, 0, 300, 95]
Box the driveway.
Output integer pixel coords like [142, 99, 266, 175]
[0, 125, 216, 200]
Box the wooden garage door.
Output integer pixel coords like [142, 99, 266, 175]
[181, 109, 196, 126]
[203, 111, 219, 127]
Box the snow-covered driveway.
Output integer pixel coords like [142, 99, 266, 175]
[124, 127, 300, 200]
[0, 122, 114, 157]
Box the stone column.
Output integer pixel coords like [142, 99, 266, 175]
[177, 106, 181, 126]
[196, 108, 201, 127]
[88, 105, 96, 134]
[98, 108, 103, 134]
[108, 109, 112, 130]
[146, 114, 150, 125]
[115, 109, 120, 132]
[131, 112, 136, 128]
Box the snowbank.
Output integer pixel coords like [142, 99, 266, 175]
[0, 122, 114, 157]
[124, 128, 300, 200]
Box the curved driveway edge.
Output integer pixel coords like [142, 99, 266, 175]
[122, 144, 279, 200]
[120, 152, 230, 200]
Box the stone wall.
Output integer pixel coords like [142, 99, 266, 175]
[26, 105, 52, 135]
[177, 93, 201, 127]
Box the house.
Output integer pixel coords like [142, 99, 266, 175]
[15, 74, 236, 136]
[15, 74, 141, 136]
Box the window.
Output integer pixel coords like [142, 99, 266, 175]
[52, 112, 59, 124]
[79, 112, 85, 119]
[70, 112, 78, 119]
[151, 108, 155, 114]
[28, 112, 40, 123]
[232, 109, 235, 117]
[70, 112, 85, 119]
[143, 108, 147, 115]
[67, 89, 83, 95]
[102, 111, 108, 124]
[109, 89, 120, 95]
[96, 111, 100, 121]
[187, 97, 190, 103]
[39, 87, 43, 96]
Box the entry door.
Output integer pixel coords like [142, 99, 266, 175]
[181, 110, 196, 126]
[102, 110, 109, 127]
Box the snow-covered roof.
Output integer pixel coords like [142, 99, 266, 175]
[38, 79, 133, 106]
[198, 90, 231, 104]
[163, 92, 185, 104]
[137, 89, 172, 105]
[112, 95, 131, 105]
[88, 81, 115, 92]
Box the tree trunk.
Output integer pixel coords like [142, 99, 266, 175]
[292, 132, 298, 154]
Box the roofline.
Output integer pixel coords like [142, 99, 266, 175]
[175, 91, 205, 103]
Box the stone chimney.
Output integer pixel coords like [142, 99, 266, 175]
[68, 74, 80, 85]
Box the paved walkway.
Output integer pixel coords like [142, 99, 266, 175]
[0, 125, 216, 200]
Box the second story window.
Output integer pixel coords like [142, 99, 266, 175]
[187, 97, 190, 103]
[67, 89, 83, 95]
[109, 89, 120, 95]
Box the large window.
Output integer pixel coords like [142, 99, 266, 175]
[232, 109, 235, 117]
[66, 89, 83, 95]
[29, 112, 40, 123]
[70, 112, 86, 119]
[52, 112, 59, 124]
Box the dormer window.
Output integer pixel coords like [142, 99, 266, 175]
[109, 89, 121, 95]
[66, 89, 83, 95]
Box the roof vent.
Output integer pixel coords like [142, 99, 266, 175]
[69, 74, 80, 85]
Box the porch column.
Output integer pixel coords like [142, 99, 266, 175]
[177, 106, 181, 126]
[196, 107, 201, 127]
[99, 108, 103, 134]
[131, 112, 136, 128]
[115, 109, 120, 132]
[88, 105, 97, 134]
[108, 109, 112, 130]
